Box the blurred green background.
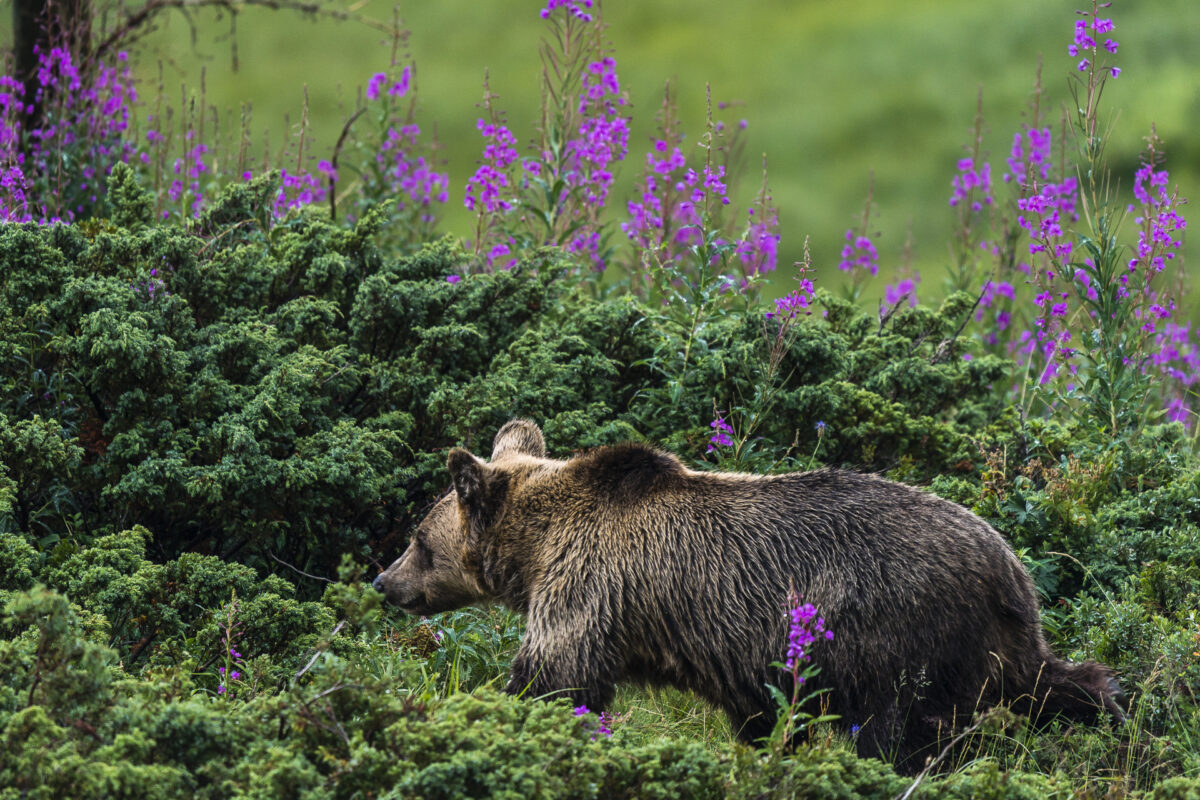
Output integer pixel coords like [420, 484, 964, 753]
[7, 0, 1200, 297]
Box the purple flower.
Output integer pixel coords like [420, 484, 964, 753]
[568, 229, 605, 272]
[6, 45, 140, 222]
[273, 168, 327, 216]
[1133, 162, 1171, 207]
[1073, 20, 1097, 51]
[1003, 126, 1052, 187]
[540, 0, 594, 21]
[377, 123, 450, 213]
[784, 599, 832, 675]
[446, 274, 461, 284]
[366, 72, 388, 101]
[736, 212, 781, 277]
[770, 282, 816, 320]
[1069, 13, 1119, 72]
[884, 275, 920, 308]
[1165, 394, 1190, 426]
[975, 281, 1017, 342]
[389, 66, 412, 98]
[0, 166, 30, 222]
[1016, 176, 1079, 256]
[572, 703, 613, 738]
[838, 229, 879, 275]
[1128, 157, 1186, 277]
[560, 57, 630, 216]
[949, 158, 994, 210]
[465, 118, 519, 214]
[622, 141, 690, 254]
[707, 416, 734, 453]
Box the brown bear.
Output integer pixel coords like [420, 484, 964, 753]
[373, 419, 1123, 771]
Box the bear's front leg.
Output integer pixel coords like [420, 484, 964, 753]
[504, 627, 617, 713]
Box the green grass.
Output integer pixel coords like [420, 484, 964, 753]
[609, 684, 736, 750]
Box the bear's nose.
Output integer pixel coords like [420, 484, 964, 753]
[372, 573, 385, 592]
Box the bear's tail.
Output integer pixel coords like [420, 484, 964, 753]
[1028, 657, 1126, 724]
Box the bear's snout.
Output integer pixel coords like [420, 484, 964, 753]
[372, 569, 428, 613]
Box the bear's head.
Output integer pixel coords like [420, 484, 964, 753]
[372, 419, 548, 615]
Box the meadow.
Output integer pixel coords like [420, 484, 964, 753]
[2, 0, 1200, 797]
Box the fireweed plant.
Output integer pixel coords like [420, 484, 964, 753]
[837, 175, 881, 304]
[0, 28, 448, 238]
[621, 86, 789, 459]
[335, 61, 449, 241]
[0, 0, 1191, 433]
[465, 1, 632, 270]
[922, 2, 1193, 433]
[766, 590, 836, 751]
[213, 591, 250, 699]
[707, 243, 818, 469]
[573, 704, 616, 740]
[0, 45, 138, 222]
[463, 1, 781, 286]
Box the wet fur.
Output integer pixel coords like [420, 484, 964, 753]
[375, 420, 1123, 773]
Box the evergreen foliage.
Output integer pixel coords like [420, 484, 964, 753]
[1, 152, 1198, 799]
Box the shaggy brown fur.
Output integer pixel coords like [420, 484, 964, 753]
[374, 419, 1123, 772]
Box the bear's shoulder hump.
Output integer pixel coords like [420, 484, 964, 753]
[567, 442, 686, 501]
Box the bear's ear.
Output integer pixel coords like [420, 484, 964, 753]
[448, 447, 486, 507]
[491, 419, 545, 461]
[448, 447, 498, 563]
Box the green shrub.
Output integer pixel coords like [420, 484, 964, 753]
[728, 742, 906, 800]
[2, 166, 1200, 797]
[929, 760, 1071, 799]
[1149, 777, 1200, 800]
[0, 173, 1019, 587]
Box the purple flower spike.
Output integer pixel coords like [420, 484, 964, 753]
[884, 275, 920, 308]
[465, 118, 519, 214]
[389, 66, 412, 98]
[1068, 10, 1119, 75]
[366, 72, 388, 101]
[540, 0, 594, 21]
[707, 416, 734, 453]
[838, 229, 879, 276]
[949, 158, 993, 210]
[783, 598, 832, 675]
